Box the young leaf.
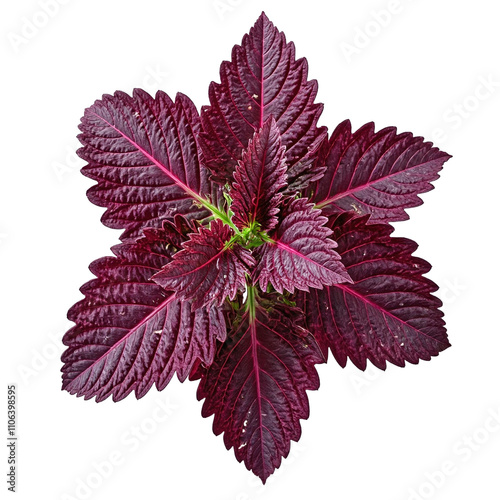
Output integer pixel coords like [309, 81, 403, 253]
[302, 213, 450, 370]
[313, 121, 451, 223]
[196, 291, 323, 483]
[254, 198, 352, 294]
[230, 117, 287, 231]
[79, 90, 211, 239]
[200, 12, 327, 184]
[153, 219, 255, 308]
[61, 224, 226, 402]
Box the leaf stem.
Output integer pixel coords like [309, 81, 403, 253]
[313, 199, 330, 210]
[193, 194, 239, 233]
[245, 283, 257, 323]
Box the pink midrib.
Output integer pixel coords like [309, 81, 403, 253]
[335, 284, 449, 346]
[258, 20, 266, 128]
[66, 295, 175, 391]
[251, 24, 268, 230]
[317, 155, 446, 208]
[89, 111, 201, 202]
[250, 317, 265, 474]
[164, 245, 227, 279]
[250, 147, 267, 225]
[275, 240, 351, 282]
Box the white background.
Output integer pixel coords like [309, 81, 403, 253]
[2, 1, 499, 499]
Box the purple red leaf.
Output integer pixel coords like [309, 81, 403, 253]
[230, 117, 287, 232]
[302, 213, 450, 370]
[197, 298, 323, 483]
[78, 90, 210, 240]
[61, 223, 226, 402]
[313, 120, 451, 222]
[199, 12, 327, 184]
[152, 219, 255, 308]
[254, 198, 352, 294]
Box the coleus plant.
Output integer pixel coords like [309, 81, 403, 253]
[61, 12, 451, 483]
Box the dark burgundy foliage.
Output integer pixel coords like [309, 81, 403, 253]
[62, 218, 226, 402]
[62, 12, 451, 483]
[153, 219, 255, 309]
[254, 198, 352, 294]
[197, 300, 323, 482]
[198, 12, 327, 184]
[312, 120, 451, 223]
[300, 213, 450, 370]
[230, 117, 288, 232]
